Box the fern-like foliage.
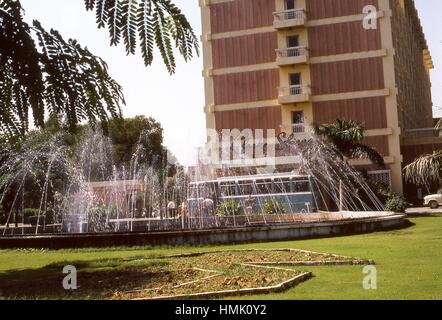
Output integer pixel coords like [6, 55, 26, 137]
[84, 0, 199, 74]
[0, 0, 124, 138]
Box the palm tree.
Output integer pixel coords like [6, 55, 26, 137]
[0, 0, 198, 138]
[314, 119, 385, 167]
[403, 119, 442, 186]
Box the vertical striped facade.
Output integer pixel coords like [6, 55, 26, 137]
[200, 0, 435, 194]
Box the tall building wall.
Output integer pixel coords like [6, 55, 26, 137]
[306, 0, 379, 19]
[312, 97, 388, 130]
[310, 57, 385, 95]
[210, 0, 275, 33]
[308, 20, 382, 57]
[203, 0, 281, 137]
[200, 0, 434, 194]
[212, 32, 277, 68]
[390, 0, 433, 130]
[213, 69, 279, 105]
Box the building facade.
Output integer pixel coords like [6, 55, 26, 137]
[200, 0, 436, 194]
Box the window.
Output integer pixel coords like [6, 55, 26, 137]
[285, 0, 295, 10]
[199, 184, 211, 198]
[286, 35, 300, 57]
[293, 181, 310, 192]
[220, 182, 238, 197]
[292, 111, 305, 133]
[289, 73, 301, 95]
[189, 185, 198, 198]
[292, 111, 304, 124]
[289, 73, 301, 86]
[256, 180, 273, 194]
[238, 181, 254, 195]
[287, 35, 299, 48]
[285, 0, 296, 19]
[274, 179, 292, 193]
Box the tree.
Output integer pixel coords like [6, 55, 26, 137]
[0, 0, 198, 138]
[107, 115, 164, 167]
[403, 119, 442, 187]
[314, 119, 385, 167]
[0, 115, 183, 225]
[404, 150, 442, 187]
[0, 126, 72, 226]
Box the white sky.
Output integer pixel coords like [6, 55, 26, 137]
[19, 0, 442, 165]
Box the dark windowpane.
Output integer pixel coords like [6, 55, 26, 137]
[285, 0, 295, 10]
[292, 111, 304, 124]
[289, 73, 301, 86]
[287, 35, 299, 48]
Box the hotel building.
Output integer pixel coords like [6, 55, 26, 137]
[199, 0, 438, 197]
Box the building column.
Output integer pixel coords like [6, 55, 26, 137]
[378, 0, 404, 194]
[200, 0, 218, 179]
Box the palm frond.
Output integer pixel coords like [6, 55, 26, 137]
[315, 118, 364, 145]
[404, 151, 442, 186]
[350, 143, 385, 167]
[313, 119, 384, 167]
[436, 118, 442, 130]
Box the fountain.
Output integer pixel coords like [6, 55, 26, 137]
[0, 126, 406, 247]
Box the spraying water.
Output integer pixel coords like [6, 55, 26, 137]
[0, 127, 390, 235]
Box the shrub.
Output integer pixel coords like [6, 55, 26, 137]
[23, 208, 41, 224]
[385, 194, 407, 213]
[371, 182, 392, 204]
[216, 200, 243, 217]
[28, 215, 46, 226]
[0, 211, 7, 225]
[364, 179, 408, 213]
[23, 208, 41, 217]
[263, 200, 287, 215]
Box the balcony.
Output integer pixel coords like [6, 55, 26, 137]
[278, 85, 311, 104]
[273, 9, 306, 29]
[280, 124, 313, 139]
[403, 128, 440, 139]
[276, 46, 309, 66]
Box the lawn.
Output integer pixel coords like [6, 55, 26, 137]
[0, 214, 441, 300]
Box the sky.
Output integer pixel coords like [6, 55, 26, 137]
[19, 0, 442, 166]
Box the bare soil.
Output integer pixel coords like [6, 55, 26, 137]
[1, 249, 355, 300]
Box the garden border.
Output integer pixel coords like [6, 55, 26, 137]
[126, 248, 375, 300]
[135, 271, 313, 301]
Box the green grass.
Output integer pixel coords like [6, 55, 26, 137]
[1, 214, 442, 300]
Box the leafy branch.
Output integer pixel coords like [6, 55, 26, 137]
[1, 0, 199, 138]
[0, 0, 124, 138]
[84, 0, 200, 74]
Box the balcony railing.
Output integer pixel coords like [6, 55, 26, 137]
[292, 124, 306, 134]
[403, 128, 441, 139]
[273, 9, 306, 28]
[279, 85, 310, 96]
[280, 124, 313, 135]
[278, 85, 311, 104]
[276, 46, 309, 58]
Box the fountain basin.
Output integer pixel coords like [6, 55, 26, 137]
[0, 213, 407, 249]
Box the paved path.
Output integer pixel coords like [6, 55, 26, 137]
[406, 207, 442, 215]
